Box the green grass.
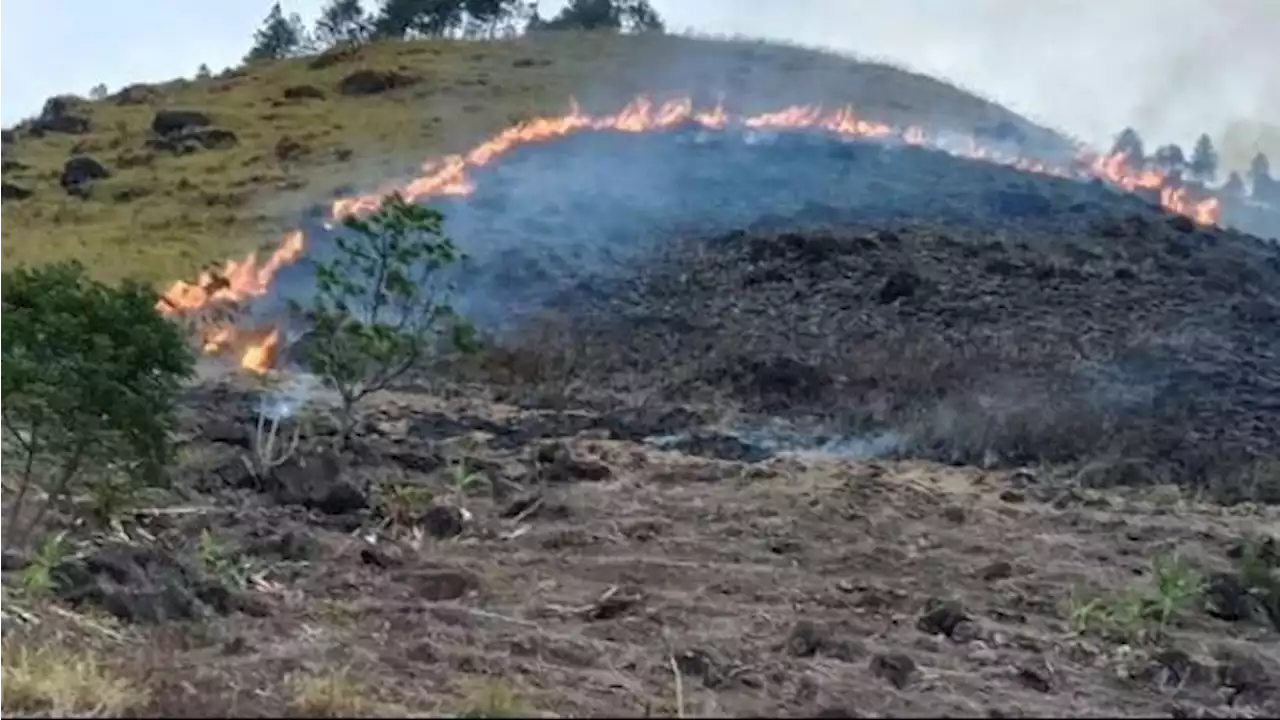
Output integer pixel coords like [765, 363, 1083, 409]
[2, 31, 1029, 286]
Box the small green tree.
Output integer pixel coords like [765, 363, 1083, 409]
[298, 193, 475, 448]
[1, 261, 195, 548]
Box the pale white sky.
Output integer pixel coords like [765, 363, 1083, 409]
[1, 0, 1276, 149]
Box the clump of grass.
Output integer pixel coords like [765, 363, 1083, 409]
[1066, 550, 1205, 644]
[286, 668, 385, 718]
[449, 678, 528, 718]
[0, 638, 148, 717]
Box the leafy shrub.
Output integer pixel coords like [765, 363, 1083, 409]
[1, 261, 194, 547]
[296, 193, 475, 448]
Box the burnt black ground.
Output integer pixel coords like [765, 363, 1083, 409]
[431, 137, 1280, 504]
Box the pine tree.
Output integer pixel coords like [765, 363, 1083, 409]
[1110, 127, 1146, 166]
[246, 2, 308, 62]
[315, 0, 372, 46]
[1188, 133, 1219, 183]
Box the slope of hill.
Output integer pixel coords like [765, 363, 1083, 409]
[0, 31, 1049, 284]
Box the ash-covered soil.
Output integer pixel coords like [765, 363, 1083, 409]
[439, 136, 1280, 504]
[5, 137, 1280, 718]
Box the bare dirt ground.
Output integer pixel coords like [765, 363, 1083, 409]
[3, 374, 1279, 718]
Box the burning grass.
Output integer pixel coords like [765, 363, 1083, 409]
[0, 31, 1027, 285]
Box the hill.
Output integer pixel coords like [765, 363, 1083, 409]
[3, 31, 1279, 719]
[0, 32, 1048, 285]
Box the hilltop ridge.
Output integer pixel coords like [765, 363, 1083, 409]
[0, 32, 1055, 283]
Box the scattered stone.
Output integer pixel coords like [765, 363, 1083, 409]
[917, 598, 970, 638]
[877, 268, 922, 304]
[59, 156, 110, 197]
[274, 135, 308, 161]
[151, 109, 212, 136]
[30, 95, 91, 135]
[1204, 572, 1268, 625]
[413, 569, 479, 601]
[2, 158, 29, 173]
[112, 84, 157, 105]
[282, 84, 326, 101]
[941, 505, 966, 523]
[246, 529, 318, 562]
[1014, 663, 1054, 693]
[533, 441, 613, 483]
[1, 182, 33, 201]
[870, 652, 917, 689]
[269, 452, 369, 515]
[338, 69, 417, 96]
[420, 504, 465, 539]
[980, 560, 1014, 581]
[998, 488, 1026, 503]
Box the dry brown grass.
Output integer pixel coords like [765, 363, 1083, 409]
[0, 637, 147, 717]
[1, 31, 1024, 286]
[285, 667, 393, 717]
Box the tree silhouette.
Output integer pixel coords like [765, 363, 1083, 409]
[1152, 144, 1186, 175]
[1222, 171, 1246, 198]
[1250, 152, 1276, 203]
[315, 0, 372, 45]
[1189, 133, 1218, 183]
[543, 0, 663, 32]
[1110, 127, 1146, 166]
[246, 2, 311, 61]
[372, 0, 465, 38]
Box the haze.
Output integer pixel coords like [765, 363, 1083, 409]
[2, 0, 1275, 160]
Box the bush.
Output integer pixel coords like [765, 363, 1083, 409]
[297, 193, 475, 447]
[1, 261, 194, 547]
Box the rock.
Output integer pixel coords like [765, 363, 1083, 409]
[112, 84, 157, 105]
[1, 182, 33, 201]
[274, 136, 307, 161]
[51, 544, 255, 623]
[980, 561, 1014, 581]
[31, 95, 91, 135]
[533, 441, 613, 483]
[2, 549, 29, 571]
[413, 569, 480, 601]
[917, 598, 971, 638]
[59, 156, 110, 197]
[246, 529, 318, 561]
[877, 269, 921, 304]
[151, 109, 212, 136]
[1204, 572, 1267, 624]
[282, 84, 326, 101]
[1014, 663, 1054, 693]
[784, 620, 825, 657]
[338, 69, 417, 96]
[2, 158, 29, 173]
[147, 127, 238, 154]
[269, 452, 369, 515]
[420, 504, 465, 539]
[1215, 646, 1278, 707]
[998, 488, 1026, 503]
[870, 652, 917, 689]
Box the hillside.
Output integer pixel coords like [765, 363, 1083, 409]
[3, 32, 1279, 719]
[0, 32, 1045, 285]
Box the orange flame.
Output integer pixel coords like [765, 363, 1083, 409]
[159, 95, 1225, 375]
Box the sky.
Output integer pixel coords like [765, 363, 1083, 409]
[1, 0, 1276, 152]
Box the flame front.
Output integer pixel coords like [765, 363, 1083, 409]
[160, 95, 1225, 374]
